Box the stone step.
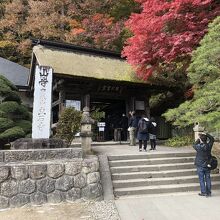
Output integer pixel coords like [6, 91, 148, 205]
[113, 174, 220, 188]
[114, 181, 220, 197]
[112, 168, 197, 180]
[110, 162, 195, 173]
[0, 148, 82, 163]
[109, 156, 194, 167]
[108, 152, 195, 161]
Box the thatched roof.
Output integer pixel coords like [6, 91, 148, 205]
[32, 44, 148, 84]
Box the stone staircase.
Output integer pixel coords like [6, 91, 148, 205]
[108, 152, 220, 197]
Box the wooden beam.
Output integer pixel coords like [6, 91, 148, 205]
[52, 99, 60, 107]
[53, 79, 65, 91]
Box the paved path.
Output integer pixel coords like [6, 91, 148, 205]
[92, 143, 194, 155]
[115, 191, 220, 220]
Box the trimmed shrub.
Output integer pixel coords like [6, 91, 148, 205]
[0, 126, 25, 145]
[3, 91, 21, 104]
[165, 135, 194, 147]
[0, 75, 32, 147]
[0, 117, 14, 131]
[0, 101, 20, 114]
[55, 107, 82, 146]
[14, 120, 32, 133]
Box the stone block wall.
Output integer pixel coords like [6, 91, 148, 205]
[0, 155, 102, 209]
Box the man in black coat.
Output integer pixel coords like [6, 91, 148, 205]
[193, 133, 214, 197]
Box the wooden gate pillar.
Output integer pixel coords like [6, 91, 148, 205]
[128, 96, 135, 112]
[82, 94, 90, 109]
[58, 88, 65, 116]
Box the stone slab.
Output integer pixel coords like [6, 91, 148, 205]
[11, 138, 67, 149]
[3, 148, 82, 162]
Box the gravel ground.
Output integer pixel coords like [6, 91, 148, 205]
[0, 200, 120, 220]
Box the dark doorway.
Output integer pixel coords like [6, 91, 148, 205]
[91, 98, 126, 141]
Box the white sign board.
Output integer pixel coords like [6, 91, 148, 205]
[97, 122, 106, 127]
[65, 100, 81, 111]
[99, 127, 105, 132]
[32, 65, 53, 139]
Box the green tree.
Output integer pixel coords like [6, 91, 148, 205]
[55, 107, 82, 146]
[163, 17, 220, 131]
[0, 0, 139, 65]
[0, 75, 32, 147]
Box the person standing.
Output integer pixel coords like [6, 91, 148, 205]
[137, 114, 150, 151]
[193, 133, 214, 197]
[149, 117, 157, 150]
[120, 113, 128, 141]
[128, 111, 138, 146]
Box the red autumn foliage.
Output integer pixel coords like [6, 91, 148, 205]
[122, 0, 220, 80]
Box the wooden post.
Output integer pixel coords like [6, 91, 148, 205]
[59, 88, 65, 116]
[83, 94, 90, 109]
[129, 96, 135, 112]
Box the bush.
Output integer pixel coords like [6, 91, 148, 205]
[0, 101, 20, 113]
[3, 91, 21, 104]
[165, 135, 194, 147]
[55, 107, 82, 146]
[0, 75, 32, 148]
[0, 75, 18, 97]
[14, 120, 32, 133]
[0, 117, 14, 131]
[0, 126, 25, 146]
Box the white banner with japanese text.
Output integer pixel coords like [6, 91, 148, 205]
[32, 65, 53, 138]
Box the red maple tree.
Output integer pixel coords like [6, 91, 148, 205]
[122, 0, 220, 80]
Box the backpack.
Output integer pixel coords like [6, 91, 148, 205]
[207, 155, 218, 170]
[139, 119, 148, 133]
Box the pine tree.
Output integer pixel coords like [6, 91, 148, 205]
[163, 17, 220, 130]
[0, 75, 32, 147]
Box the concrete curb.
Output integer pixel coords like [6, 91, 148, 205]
[98, 155, 114, 200]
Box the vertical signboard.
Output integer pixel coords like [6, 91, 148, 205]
[32, 65, 53, 139]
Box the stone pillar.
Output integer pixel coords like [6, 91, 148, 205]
[32, 66, 53, 139]
[193, 123, 205, 141]
[80, 107, 94, 155]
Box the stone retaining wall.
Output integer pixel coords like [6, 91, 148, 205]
[0, 154, 103, 209]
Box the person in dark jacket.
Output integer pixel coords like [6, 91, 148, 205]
[137, 115, 150, 151]
[149, 117, 157, 150]
[193, 133, 214, 197]
[120, 114, 128, 141]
